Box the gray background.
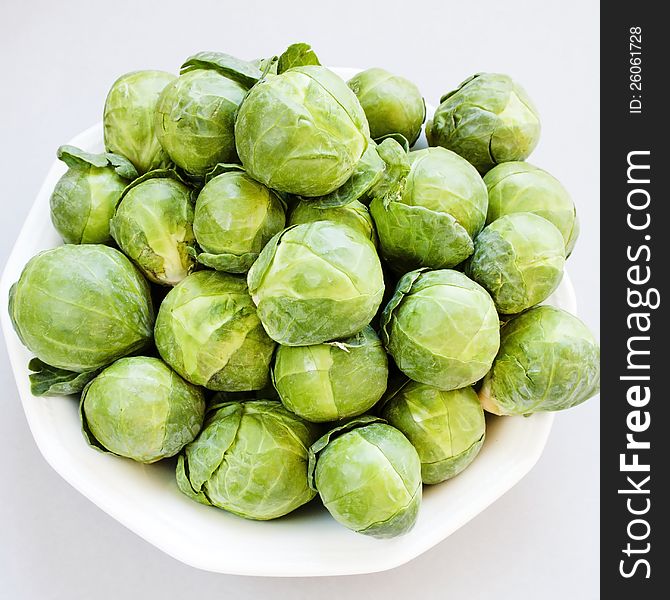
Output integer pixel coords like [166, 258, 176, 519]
[0, 1, 599, 598]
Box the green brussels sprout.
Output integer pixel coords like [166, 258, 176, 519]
[50, 146, 138, 245]
[247, 221, 384, 346]
[272, 326, 388, 422]
[381, 269, 499, 390]
[370, 146, 488, 271]
[110, 172, 197, 286]
[308, 417, 422, 538]
[155, 70, 247, 176]
[103, 70, 177, 174]
[193, 170, 286, 273]
[347, 68, 425, 146]
[235, 66, 370, 197]
[176, 400, 319, 520]
[466, 213, 565, 314]
[288, 199, 377, 246]
[479, 306, 600, 415]
[155, 271, 275, 391]
[484, 162, 579, 255]
[81, 357, 205, 463]
[426, 73, 541, 174]
[381, 380, 485, 484]
[8, 245, 154, 372]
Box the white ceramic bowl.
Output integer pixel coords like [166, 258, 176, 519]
[0, 68, 576, 577]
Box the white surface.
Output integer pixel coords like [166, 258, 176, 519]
[0, 0, 599, 597]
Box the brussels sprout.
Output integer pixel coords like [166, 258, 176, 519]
[235, 66, 370, 197]
[155, 271, 275, 391]
[479, 306, 600, 415]
[381, 269, 499, 390]
[308, 417, 422, 538]
[50, 146, 138, 245]
[81, 357, 205, 463]
[381, 381, 485, 484]
[466, 213, 565, 314]
[8, 245, 154, 372]
[176, 400, 319, 520]
[273, 326, 388, 422]
[193, 170, 286, 273]
[426, 73, 541, 173]
[247, 221, 384, 346]
[155, 69, 247, 176]
[484, 162, 579, 255]
[110, 171, 197, 286]
[347, 68, 425, 146]
[370, 147, 488, 271]
[288, 199, 377, 246]
[103, 70, 176, 174]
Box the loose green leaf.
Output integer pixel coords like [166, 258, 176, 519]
[374, 133, 411, 153]
[310, 142, 386, 208]
[180, 51, 263, 88]
[368, 138, 411, 207]
[277, 43, 321, 74]
[28, 358, 100, 397]
[252, 56, 279, 77]
[57, 146, 138, 180]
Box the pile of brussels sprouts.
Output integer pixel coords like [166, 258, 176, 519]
[8, 43, 600, 539]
